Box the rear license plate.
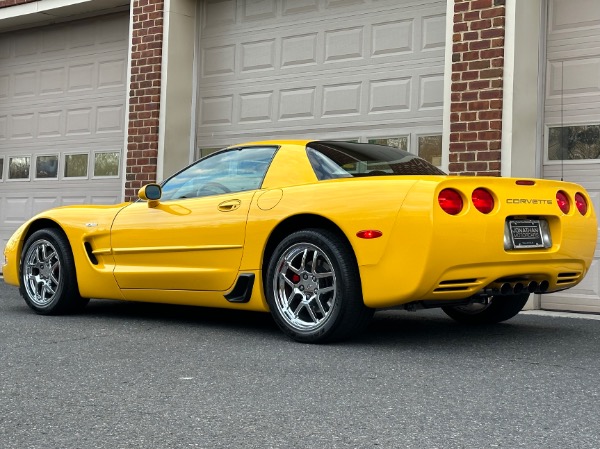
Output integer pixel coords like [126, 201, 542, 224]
[509, 219, 544, 249]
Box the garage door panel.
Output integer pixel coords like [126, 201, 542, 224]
[548, 0, 600, 33]
[199, 4, 444, 80]
[542, 0, 600, 312]
[1, 19, 128, 67]
[0, 61, 127, 104]
[0, 104, 125, 141]
[3, 197, 31, 224]
[197, 0, 445, 143]
[198, 64, 444, 132]
[0, 13, 127, 261]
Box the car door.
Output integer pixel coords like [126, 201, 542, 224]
[110, 146, 278, 292]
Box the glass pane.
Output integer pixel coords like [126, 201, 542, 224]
[8, 156, 30, 179]
[0, 157, 3, 181]
[35, 155, 59, 179]
[94, 152, 119, 177]
[161, 146, 278, 201]
[64, 153, 89, 178]
[368, 136, 408, 151]
[548, 125, 600, 160]
[307, 141, 445, 180]
[418, 135, 442, 166]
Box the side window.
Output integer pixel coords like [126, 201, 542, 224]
[160, 146, 278, 201]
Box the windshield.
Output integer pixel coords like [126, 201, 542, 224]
[306, 141, 446, 180]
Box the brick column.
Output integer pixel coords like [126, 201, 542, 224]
[125, 0, 165, 201]
[0, 0, 37, 7]
[449, 0, 506, 176]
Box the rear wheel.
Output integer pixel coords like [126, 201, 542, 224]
[20, 228, 89, 315]
[265, 229, 373, 343]
[442, 293, 530, 325]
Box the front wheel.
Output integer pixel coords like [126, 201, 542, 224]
[442, 293, 530, 325]
[265, 229, 373, 343]
[20, 228, 89, 315]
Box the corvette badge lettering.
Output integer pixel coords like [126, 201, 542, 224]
[506, 199, 553, 205]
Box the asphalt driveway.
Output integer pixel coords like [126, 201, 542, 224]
[1, 279, 599, 449]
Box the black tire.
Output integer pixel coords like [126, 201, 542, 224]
[442, 293, 530, 325]
[19, 228, 89, 315]
[265, 229, 374, 343]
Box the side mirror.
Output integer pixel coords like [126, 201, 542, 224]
[138, 183, 162, 207]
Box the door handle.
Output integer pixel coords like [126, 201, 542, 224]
[218, 199, 241, 212]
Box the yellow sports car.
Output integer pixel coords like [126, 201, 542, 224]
[2, 140, 597, 342]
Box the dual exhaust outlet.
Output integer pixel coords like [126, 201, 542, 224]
[484, 280, 550, 296]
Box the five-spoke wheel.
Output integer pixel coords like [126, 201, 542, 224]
[266, 229, 373, 343]
[273, 242, 337, 331]
[22, 238, 62, 308]
[20, 228, 89, 314]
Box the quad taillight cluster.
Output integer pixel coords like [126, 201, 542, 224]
[556, 190, 588, 215]
[438, 188, 494, 215]
[438, 188, 589, 216]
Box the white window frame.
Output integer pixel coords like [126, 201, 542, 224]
[6, 155, 31, 181]
[33, 153, 60, 180]
[63, 151, 90, 180]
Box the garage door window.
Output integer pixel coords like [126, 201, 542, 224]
[64, 153, 89, 178]
[8, 156, 30, 180]
[35, 155, 59, 179]
[548, 125, 600, 161]
[368, 136, 409, 151]
[94, 151, 120, 177]
[418, 134, 443, 166]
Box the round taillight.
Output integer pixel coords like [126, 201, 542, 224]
[472, 188, 494, 214]
[438, 189, 463, 215]
[575, 192, 588, 215]
[556, 191, 570, 214]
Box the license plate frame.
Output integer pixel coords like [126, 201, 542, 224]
[508, 219, 545, 249]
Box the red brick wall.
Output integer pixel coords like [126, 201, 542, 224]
[125, 0, 164, 201]
[449, 0, 506, 176]
[0, 0, 37, 7]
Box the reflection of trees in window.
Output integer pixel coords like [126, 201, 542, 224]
[94, 152, 119, 177]
[418, 135, 442, 166]
[36, 155, 59, 178]
[549, 125, 600, 160]
[0, 158, 4, 180]
[9, 157, 30, 179]
[65, 154, 89, 178]
[368, 137, 408, 151]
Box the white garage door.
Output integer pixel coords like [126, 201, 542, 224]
[0, 13, 128, 260]
[542, 0, 600, 312]
[196, 0, 446, 164]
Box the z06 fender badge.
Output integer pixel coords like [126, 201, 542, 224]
[85, 222, 98, 227]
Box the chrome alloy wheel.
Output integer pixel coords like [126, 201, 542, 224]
[22, 239, 62, 307]
[273, 242, 337, 331]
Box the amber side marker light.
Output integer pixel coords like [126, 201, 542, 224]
[438, 188, 463, 215]
[556, 190, 570, 214]
[575, 193, 588, 215]
[356, 230, 383, 239]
